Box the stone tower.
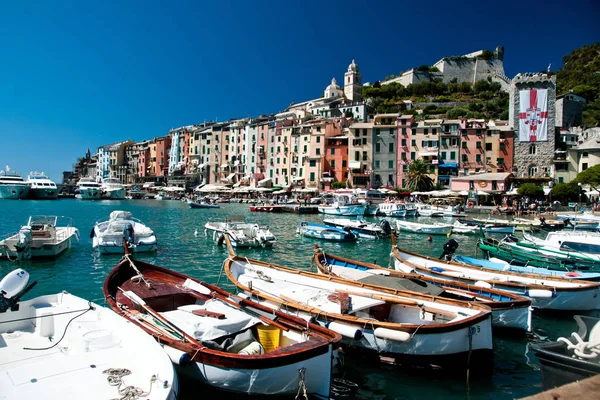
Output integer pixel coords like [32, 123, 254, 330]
[509, 73, 557, 178]
[344, 59, 362, 103]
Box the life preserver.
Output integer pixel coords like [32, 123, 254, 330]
[467, 201, 475, 208]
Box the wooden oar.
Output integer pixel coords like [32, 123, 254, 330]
[216, 295, 290, 332]
[119, 288, 200, 344]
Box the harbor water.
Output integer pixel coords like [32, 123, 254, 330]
[0, 199, 589, 399]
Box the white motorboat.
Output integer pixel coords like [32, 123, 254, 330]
[223, 242, 494, 372]
[0, 166, 30, 200]
[523, 231, 600, 257]
[92, 211, 157, 254]
[0, 269, 177, 400]
[457, 219, 516, 234]
[317, 194, 366, 216]
[431, 205, 467, 218]
[0, 216, 79, 260]
[323, 218, 393, 239]
[396, 220, 453, 235]
[297, 222, 357, 242]
[101, 177, 126, 199]
[26, 171, 59, 199]
[390, 236, 600, 311]
[377, 203, 407, 217]
[154, 192, 173, 200]
[415, 204, 444, 217]
[202, 216, 276, 248]
[75, 177, 102, 200]
[451, 221, 480, 235]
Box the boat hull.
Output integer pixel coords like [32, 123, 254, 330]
[0, 185, 30, 199]
[0, 227, 79, 259]
[396, 221, 452, 235]
[76, 188, 102, 200]
[318, 204, 366, 216]
[28, 187, 59, 199]
[174, 345, 333, 397]
[93, 237, 157, 253]
[103, 188, 126, 199]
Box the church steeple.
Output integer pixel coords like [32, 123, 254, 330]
[344, 59, 362, 102]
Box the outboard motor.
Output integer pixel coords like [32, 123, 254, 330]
[0, 269, 37, 312]
[439, 239, 459, 261]
[380, 220, 392, 236]
[563, 218, 573, 228]
[123, 222, 135, 247]
[14, 227, 32, 261]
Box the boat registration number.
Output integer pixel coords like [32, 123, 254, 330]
[470, 325, 481, 336]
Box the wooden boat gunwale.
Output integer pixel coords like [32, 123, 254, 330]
[103, 255, 341, 370]
[391, 235, 600, 293]
[223, 237, 492, 335]
[312, 245, 532, 312]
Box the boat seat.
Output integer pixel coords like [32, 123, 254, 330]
[160, 299, 260, 342]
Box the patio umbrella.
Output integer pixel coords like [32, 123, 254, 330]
[476, 190, 490, 196]
[458, 190, 470, 196]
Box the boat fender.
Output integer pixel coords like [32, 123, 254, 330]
[0, 269, 30, 299]
[431, 267, 445, 273]
[374, 327, 411, 342]
[217, 234, 225, 247]
[474, 281, 492, 289]
[163, 345, 192, 366]
[238, 341, 265, 356]
[525, 289, 553, 298]
[39, 311, 55, 337]
[89, 227, 96, 239]
[565, 272, 580, 278]
[326, 321, 362, 340]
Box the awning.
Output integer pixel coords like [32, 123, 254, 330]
[292, 177, 305, 182]
[419, 152, 438, 157]
[223, 173, 235, 183]
[349, 161, 361, 169]
[439, 163, 458, 168]
[258, 177, 272, 188]
[220, 163, 229, 169]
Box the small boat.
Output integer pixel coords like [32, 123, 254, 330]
[431, 205, 466, 218]
[0, 215, 79, 260]
[92, 211, 157, 254]
[478, 235, 600, 272]
[415, 204, 444, 217]
[457, 219, 516, 234]
[223, 238, 494, 372]
[451, 221, 480, 235]
[75, 177, 102, 200]
[533, 315, 600, 390]
[249, 205, 285, 212]
[317, 194, 366, 216]
[313, 246, 532, 332]
[188, 200, 220, 209]
[323, 218, 393, 239]
[0, 269, 177, 400]
[297, 222, 357, 242]
[100, 177, 126, 199]
[454, 255, 600, 281]
[556, 214, 600, 231]
[154, 192, 173, 200]
[0, 166, 30, 200]
[522, 230, 600, 257]
[396, 220, 453, 235]
[202, 216, 276, 248]
[103, 253, 341, 397]
[391, 235, 600, 311]
[26, 171, 59, 199]
[376, 203, 406, 217]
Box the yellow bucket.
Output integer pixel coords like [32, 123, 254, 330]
[256, 325, 280, 352]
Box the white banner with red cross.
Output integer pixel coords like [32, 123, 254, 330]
[519, 89, 548, 142]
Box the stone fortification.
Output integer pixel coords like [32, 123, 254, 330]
[509, 73, 556, 177]
[382, 46, 509, 90]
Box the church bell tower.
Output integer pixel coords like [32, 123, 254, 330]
[344, 59, 362, 103]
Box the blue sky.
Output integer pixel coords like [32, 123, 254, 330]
[0, 0, 598, 182]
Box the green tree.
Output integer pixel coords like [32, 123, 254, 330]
[550, 183, 579, 202]
[572, 164, 600, 189]
[405, 160, 434, 191]
[572, 84, 598, 101]
[446, 108, 469, 118]
[517, 183, 544, 199]
[331, 181, 346, 190]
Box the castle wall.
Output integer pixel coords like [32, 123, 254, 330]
[509, 74, 557, 178]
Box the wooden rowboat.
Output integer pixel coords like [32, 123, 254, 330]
[391, 235, 600, 311]
[103, 252, 341, 398]
[312, 245, 532, 332]
[222, 236, 494, 373]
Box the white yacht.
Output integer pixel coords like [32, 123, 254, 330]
[101, 177, 126, 199]
[0, 166, 30, 200]
[26, 171, 58, 199]
[202, 215, 276, 248]
[75, 177, 102, 200]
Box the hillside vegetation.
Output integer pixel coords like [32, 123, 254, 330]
[556, 42, 600, 128]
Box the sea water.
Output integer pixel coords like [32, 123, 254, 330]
[0, 199, 587, 399]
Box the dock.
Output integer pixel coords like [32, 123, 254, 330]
[520, 374, 600, 400]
